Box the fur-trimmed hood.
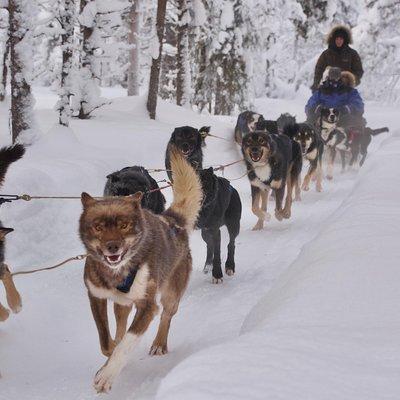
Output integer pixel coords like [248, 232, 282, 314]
[327, 25, 353, 46]
[341, 71, 356, 88]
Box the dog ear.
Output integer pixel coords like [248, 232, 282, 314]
[130, 192, 143, 203]
[106, 173, 120, 183]
[198, 126, 210, 147]
[199, 126, 210, 135]
[0, 227, 13, 240]
[81, 192, 97, 208]
[170, 129, 178, 143]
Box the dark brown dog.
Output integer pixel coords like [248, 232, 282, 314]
[79, 148, 202, 393]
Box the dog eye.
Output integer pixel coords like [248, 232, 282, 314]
[258, 138, 265, 145]
[94, 225, 102, 232]
[121, 223, 128, 229]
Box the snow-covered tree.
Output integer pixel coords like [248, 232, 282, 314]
[127, 0, 141, 96]
[192, 0, 249, 115]
[176, 0, 190, 106]
[9, 0, 37, 142]
[57, 0, 75, 126]
[73, 0, 128, 118]
[355, 0, 400, 104]
[0, 5, 9, 102]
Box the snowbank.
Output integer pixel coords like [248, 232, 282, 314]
[155, 132, 400, 399]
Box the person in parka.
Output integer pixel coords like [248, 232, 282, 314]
[306, 67, 365, 127]
[311, 25, 364, 91]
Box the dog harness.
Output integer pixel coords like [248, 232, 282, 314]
[116, 267, 138, 293]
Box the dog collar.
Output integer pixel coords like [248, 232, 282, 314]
[116, 267, 138, 293]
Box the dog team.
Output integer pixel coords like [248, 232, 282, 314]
[0, 71, 388, 392]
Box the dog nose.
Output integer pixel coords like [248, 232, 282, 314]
[106, 241, 121, 254]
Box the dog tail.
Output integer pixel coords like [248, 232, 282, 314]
[369, 127, 389, 136]
[167, 146, 202, 231]
[0, 144, 25, 187]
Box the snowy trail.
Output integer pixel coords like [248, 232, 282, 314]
[0, 89, 397, 399]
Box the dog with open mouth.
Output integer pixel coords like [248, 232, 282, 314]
[79, 147, 202, 393]
[165, 125, 210, 181]
[242, 131, 300, 230]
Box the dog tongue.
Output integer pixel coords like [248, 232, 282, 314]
[108, 255, 120, 262]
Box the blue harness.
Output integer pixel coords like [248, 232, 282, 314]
[116, 267, 138, 293]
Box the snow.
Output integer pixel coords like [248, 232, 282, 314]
[220, 2, 234, 29]
[159, 132, 400, 400]
[192, 0, 207, 27]
[0, 87, 399, 399]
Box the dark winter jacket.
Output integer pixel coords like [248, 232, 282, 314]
[312, 25, 364, 90]
[305, 80, 364, 117]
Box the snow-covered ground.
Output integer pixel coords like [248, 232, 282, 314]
[0, 88, 398, 399]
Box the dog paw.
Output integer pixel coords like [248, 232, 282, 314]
[203, 264, 212, 274]
[316, 185, 323, 192]
[282, 209, 291, 219]
[149, 344, 168, 356]
[275, 210, 283, 221]
[0, 306, 10, 322]
[225, 268, 235, 276]
[212, 277, 223, 284]
[301, 184, 310, 191]
[7, 295, 22, 314]
[252, 220, 264, 231]
[93, 363, 118, 393]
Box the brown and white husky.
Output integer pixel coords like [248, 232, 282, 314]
[79, 147, 202, 393]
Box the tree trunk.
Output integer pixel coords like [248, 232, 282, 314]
[58, 0, 75, 126]
[176, 0, 190, 106]
[0, 40, 9, 102]
[9, 0, 33, 143]
[77, 0, 96, 119]
[127, 0, 140, 96]
[146, 0, 167, 120]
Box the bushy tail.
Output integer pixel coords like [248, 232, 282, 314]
[167, 146, 202, 231]
[0, 144, 25, 187]
[369, 127, 389, 136]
